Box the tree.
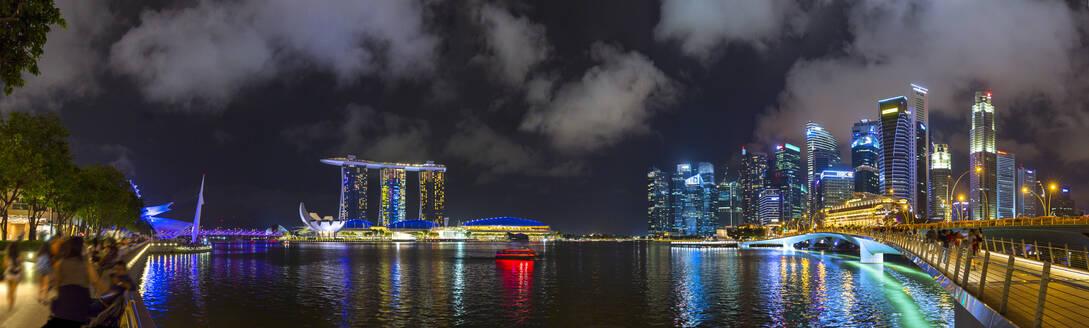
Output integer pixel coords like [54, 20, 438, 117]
[0, 0, 66, 95]
[75, 165, 142, 233]
[0, 111, 68, 240]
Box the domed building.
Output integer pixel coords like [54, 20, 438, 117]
[460, 217, 552, 240]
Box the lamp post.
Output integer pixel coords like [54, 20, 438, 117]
[947, 167, 975, 222]
[1022, 187, 1048, 217]
[957, 194, 967, 220]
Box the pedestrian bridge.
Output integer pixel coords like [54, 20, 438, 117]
[739, 232, 900, 263]
[745, 230, 1089, 327]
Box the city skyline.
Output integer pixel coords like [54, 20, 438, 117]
[3, 0, 1088, 234]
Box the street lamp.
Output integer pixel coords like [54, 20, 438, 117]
[957, 194, 966, 220]
[947, 167, 977, 222]
[1022, 187, 1049, 217]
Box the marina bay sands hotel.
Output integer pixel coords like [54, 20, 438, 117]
[321, 156, 446, 226]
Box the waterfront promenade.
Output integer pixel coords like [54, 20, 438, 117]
[0, 277, 50, 327]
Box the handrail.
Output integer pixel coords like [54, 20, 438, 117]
[798, 228, 1089, 328]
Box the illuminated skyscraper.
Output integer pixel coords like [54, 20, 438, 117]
[772, 144, 805, 221]
[380, 168, 407, 225]
[647, 167, 671, 236]
[930, 144, 952, 220]
[910, 84, 930, 219]
[817, 170, 854, 210]
[1052, 187, 1078, 217]
[996, 151, 1016, 219]
[739, 147, 768, 224]
[419, 170, 446, 223]
[878, 96, 916, 208]
[671, 163, 692, 234]
[759, 188, 782, 225]
[340, 165, 367, 221]
[852, 119, 881, 194]
[1016, 167, 1038, 217]
[806, 121, 840, 214]
[696, 162, 718, 236]
[717, 180, 743, 227]
[969, 91, 997, 220]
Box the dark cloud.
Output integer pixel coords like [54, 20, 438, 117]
[282, 104, 431, 162]
[445, 119, 584, 182]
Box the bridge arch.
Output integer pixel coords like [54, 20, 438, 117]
[739, 232, 901, 263]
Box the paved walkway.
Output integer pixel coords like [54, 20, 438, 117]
[0, 266, 49, 328]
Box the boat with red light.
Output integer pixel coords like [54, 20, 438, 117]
[495, 248, 536, 259]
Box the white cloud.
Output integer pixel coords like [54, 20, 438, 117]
[475, 4, 551, 86]
[655, 0, 807, 61]
[109, 0, 440, 108]
[521, 43, 675, 152]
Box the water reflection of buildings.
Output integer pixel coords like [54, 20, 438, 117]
[496, 259, 534, 324]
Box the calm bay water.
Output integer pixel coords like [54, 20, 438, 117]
[137, 242, 953, 327]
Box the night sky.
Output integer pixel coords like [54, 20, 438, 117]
[3, 0, 1088, 234]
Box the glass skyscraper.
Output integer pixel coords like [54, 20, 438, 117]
[671, 164, 690, 234]
[340, 165, 367, 221]
[817, 170, 855, 210]
[996, 151, 1016, 219]
[969, 91, 997, 220]
[773, 144, 805, 222]
[878, 96, 916, 212]
[1016, 167, 1038, 217]
[717, 180, 743, 227]
[696, 162, 718, 236]
[851, 119, 881, 194]
[739, 147, 768, 225]
[806, 121, 840, 215]
[759, 188, 782, 225]
[910, 84, 930, 219]
[647, 167, 671, 235]
[930, 143, 952, 220]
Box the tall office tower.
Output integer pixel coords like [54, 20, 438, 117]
[1016, 167, 1038, 217]
[996, 151, 1016, 219]
[806, 121, 841, 215]
[681, 169, 705, 236]
[340, 165, 367, 221]
[852, 119, 881, 194]
[817, 170, 855, 210]
[969, 91, 997, 220]
[717, 180, 743, 227]
[1052, 187, 1078, 217]
[696, 162, 718, 236]
[379, 168, 407, 226]
[739, 147, 768, 224]
[772, 144, 806, 221]
[930, 144, 952, 220]
[419, 170, 446, 223]
[759, 188, 782, 225]
[910, 84, 930, 219]
[671, 163, 691, 234]
[647, 167, 671, 236]
[878, 97, 916, 209]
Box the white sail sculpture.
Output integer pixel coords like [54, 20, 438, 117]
[191, 175, 205, 244]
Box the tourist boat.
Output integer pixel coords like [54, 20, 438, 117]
[495, 248, 536, 259]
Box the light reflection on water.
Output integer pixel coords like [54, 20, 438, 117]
[139, 242, 952, 327]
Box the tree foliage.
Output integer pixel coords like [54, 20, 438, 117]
[0, 112, 141, 240]
[0, 0, 66, 94]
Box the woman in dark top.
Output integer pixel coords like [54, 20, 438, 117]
[44, 237, 99, 328]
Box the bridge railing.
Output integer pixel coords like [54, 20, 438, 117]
[825, 229, 1089, 328]
[901, 216, 1089, 230]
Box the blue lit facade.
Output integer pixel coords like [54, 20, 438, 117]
[817, 170, 855, 210]
[387, 219, 438, 230]
[340, 165, 367, 221]
[806, 121, 840, 215]
[911, 84, 930, 220]
[852, 119, 881, 194]
[759, 188, 782, 225]
[772, 144, 805, 222]
[671, 163, 691, 235]
[380, 168, 407, 226]
[696, 162, 717, 236]
[740, 148, 768, 225]
[717, 180, 743, 227]
[878, 97, 915, 207]
[647, 166, 671, 236]
[996, 151, 1016, 219]
[1016, 167, 1038, 217]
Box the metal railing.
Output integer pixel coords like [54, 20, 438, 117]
[826, 229, 1089, 328]
[901, 216, 1089, 230]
